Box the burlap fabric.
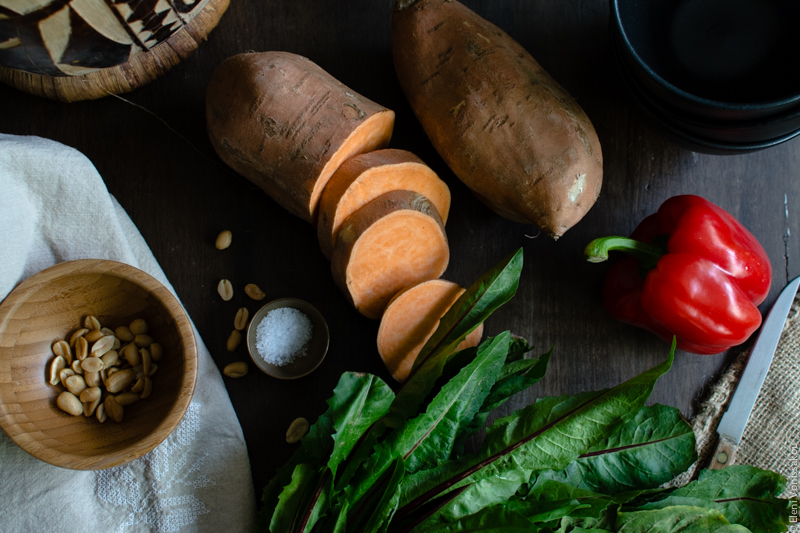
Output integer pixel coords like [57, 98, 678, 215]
[668, 291, 799, 529]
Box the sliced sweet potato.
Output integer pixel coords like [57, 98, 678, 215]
[206, 51, 396, 223]
[331, 190, 449, 320]
[317, 149, 451, 259]
[377, 279, 484, 382]
[392, 0, 603, 239]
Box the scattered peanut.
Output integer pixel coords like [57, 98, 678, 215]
[286, 417, 310, 444]
[141, 377, 153, 399]
[80, 387, 101, 403]
[223, 361, 249, 378]
[71, 359, 84, 374]
[216, 230, 233, 250]
[106, 369, 135, 393]
[227, 329, 242, 352]
[59, 368, 75, 384]
[218, 279, 234, 301]
[244, 283, 266, 301]
[84, 397, 101, 417]
[57, 391, 83, 416]
[234, 308, 249, 331]
[123, 343, 141, 366]
[85, 371, 101, 388]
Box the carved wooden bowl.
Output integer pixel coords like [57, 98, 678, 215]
[0, 259, 198, 470]
[0, 0, 229, 101]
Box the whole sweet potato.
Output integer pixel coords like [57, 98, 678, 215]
[392, 0, 603, 238]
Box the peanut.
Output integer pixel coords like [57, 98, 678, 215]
[129, 318, 148, 335]
[69, 328, 88, 347]
[96, 403, 107, 423]
[223, 361, 249, 378]
[75, 336, 88, 361]
[85, 329, 105, 343]
[84, 316, 101, 331]
[49, 356, 66, 386]
[215, 230, 233, 250]
[52, 340, 72, 365]
[115, 392, 139, 406]
[244, 283, 266, 301]
[234, 308, 249, 331]
[65, 375, 87, 396]
[150, 343, 163, 362]
[218, 279, 234, 301]
[227, 329, 242, 352]
[115, 326, 134, 342]
[104, 395, 124, 423]
[57, 392, 82, 416]
[286, 417, 309, 444]
[106, 369, 135, 393]
[134, 334, 154, 348]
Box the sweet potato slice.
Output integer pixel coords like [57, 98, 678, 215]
[377, 279, 484, 382]
[392, 0, 603, 239]
[331, 190, 449, 320]
[317, 149, 451, 259]
[206, 51, 396, 223]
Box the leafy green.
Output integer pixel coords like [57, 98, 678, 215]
[638, 465, 796, 533]
[384, 248, 524, 428]
[536, 404, 696, 495]
[616, 505, 752, 532]
[256, 249, 795, 533]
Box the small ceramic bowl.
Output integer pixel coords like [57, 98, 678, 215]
[246, 298, 329, 379]
[611, 0, 800, 122]
[0, 259, 198, 470]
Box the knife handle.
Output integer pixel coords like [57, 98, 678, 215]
[708, 435, 739, 470]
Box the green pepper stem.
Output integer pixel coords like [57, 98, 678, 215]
[584, 236, 666, 269]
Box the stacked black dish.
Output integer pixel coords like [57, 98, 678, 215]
[610, 0, 800, 155]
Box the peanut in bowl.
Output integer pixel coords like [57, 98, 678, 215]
[0, 259, 198, 470]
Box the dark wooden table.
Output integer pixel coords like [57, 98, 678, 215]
[2, 0, 798, 507]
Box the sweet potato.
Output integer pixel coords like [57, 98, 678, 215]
[206, 51, 396, 223]
[331, 190, 449, 319]
[392, 0, 603, 239]
[377, 279, 483, 382]
[317, 149, 451, 259]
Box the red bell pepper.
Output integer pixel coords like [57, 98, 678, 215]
[584, 195, 772, 355]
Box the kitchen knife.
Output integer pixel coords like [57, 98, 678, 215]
[709, 275, 800, 469]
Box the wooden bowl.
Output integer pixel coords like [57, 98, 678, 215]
[0, 259, 198, 470]
[246, 298, 329, 380]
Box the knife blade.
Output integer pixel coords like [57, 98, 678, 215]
[708, 275, 800, 469]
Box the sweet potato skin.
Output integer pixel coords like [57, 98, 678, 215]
[316, 148, 451, 259]
[331, 190, 449, 319]
[392, 0, 603, 238]
[206, 51, 395, 223]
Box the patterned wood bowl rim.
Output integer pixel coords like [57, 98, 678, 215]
[0, 0, 229, 101]
[0, 259, 198, 470]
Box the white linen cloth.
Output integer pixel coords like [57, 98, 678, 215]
[0, 134, 256, 532]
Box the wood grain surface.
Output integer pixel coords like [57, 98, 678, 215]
[1, 0, 798, 502]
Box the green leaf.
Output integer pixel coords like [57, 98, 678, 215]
[260, 372, 394, 532]
[269, 463, 318, 533]
[536, 404, 696, 495]
[426, 506, 539, 532]
[453, 349, 552, 456]
[385, 248, 524, 428]
[638, 465, 796, 533]
[343, 334, 511, 528]
[328, 373, 395, 479]
[395, 344, 675, 528]
[616, 505, 752, 532]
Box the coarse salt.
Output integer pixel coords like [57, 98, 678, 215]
[255, 307, 313, 366]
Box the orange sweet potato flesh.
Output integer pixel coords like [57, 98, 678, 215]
[206, 51, 396, 224]
[392, 0, 603, 239]
[377, 279, 484, 382]
[331, 190, 449, 320]
[317, 149, 451, 259]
